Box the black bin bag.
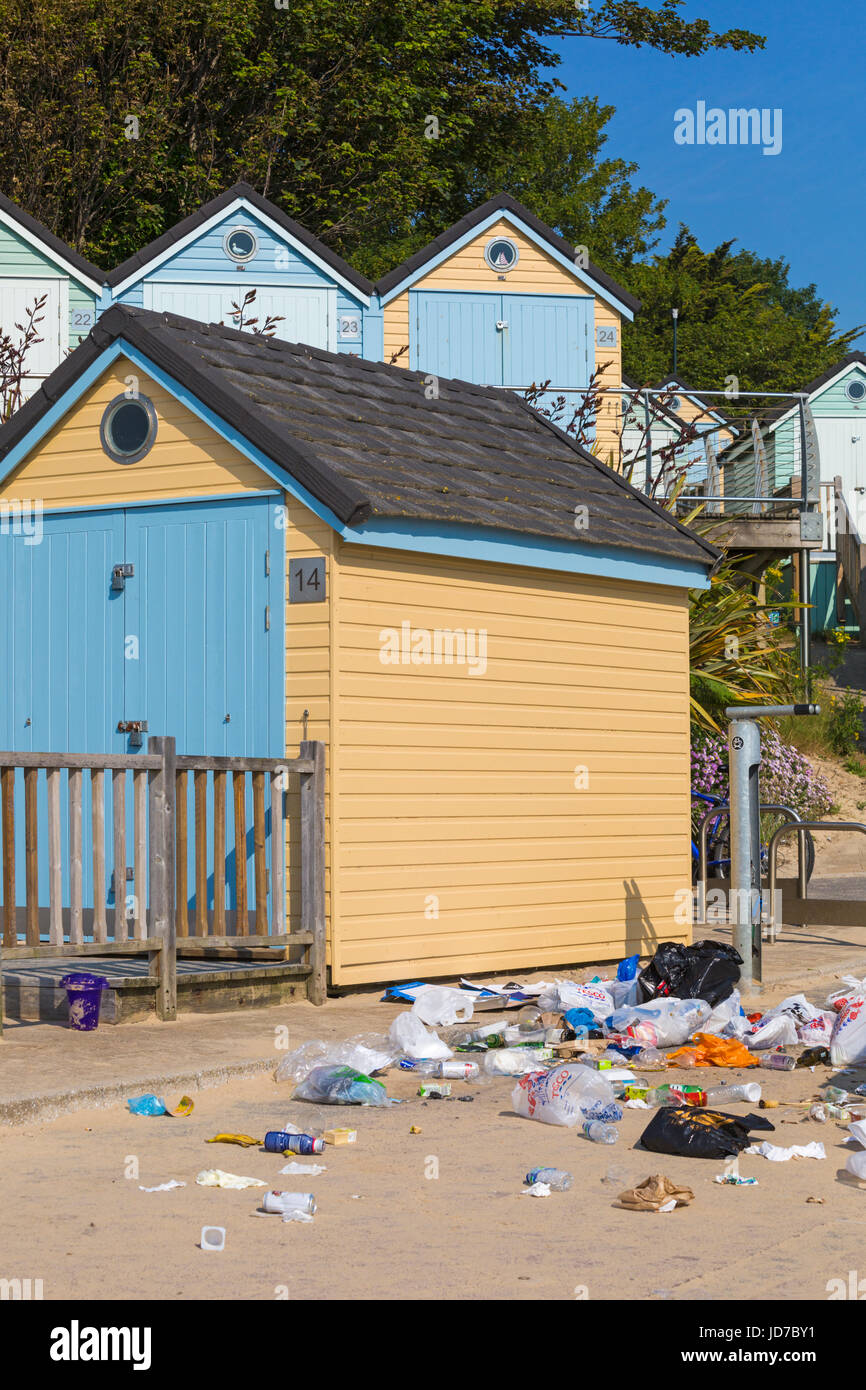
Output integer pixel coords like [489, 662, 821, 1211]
[639, 1107, 775, 1161]
[638, 939, 742, 1007]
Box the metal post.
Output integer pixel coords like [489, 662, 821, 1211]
[727, 717, 763, 987]
[643, 390, 652, 494]
[148, 736, 177, 1021]
[799, 547, 811, 683]
[725, 704, 819, 985]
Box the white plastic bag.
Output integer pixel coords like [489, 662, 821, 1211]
[846, 1150, 866, 1181]
[704, 989, 743, 1037]
[484, 1048, 541, 1076]
[610, 998, 712, 1048]
[747, 1013, 799, 1051]
[797, 1010, 836, 1047]
[389, 1011, 452, 1060]
[537, 978, 615, 1020]
[511, 1064, 614, 1127]
[411, 986, 474, 1027]
[827, 976, 866, 1013]
[830, 993, 866, 1066]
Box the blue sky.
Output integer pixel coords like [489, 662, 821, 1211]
[550, 0, 864, 349]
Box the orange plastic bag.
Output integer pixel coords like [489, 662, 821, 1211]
[667, 1033, 759, 1068]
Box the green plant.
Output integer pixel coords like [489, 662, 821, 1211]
[825, 689, 865, 756]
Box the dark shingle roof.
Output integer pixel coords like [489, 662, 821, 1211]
[0, 192, 105, 286]
[0, 305, 715, 569]
[375, 193, 640, 315]
[105, 183, 374, 297]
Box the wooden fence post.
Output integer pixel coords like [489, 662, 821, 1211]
[148, 737, 177, 1021]
[300, 740, 326, 1005]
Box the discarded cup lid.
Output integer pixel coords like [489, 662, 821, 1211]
[201, 1226, 226, 1252]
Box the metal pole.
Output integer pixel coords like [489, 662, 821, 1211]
[643, 390, 652, 494]
[799, 547, 811, 684]
[672, 307, 678, 376]
[727, 718, 763, 987]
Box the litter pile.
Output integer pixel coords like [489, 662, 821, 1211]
[134, 951, 866, 1239]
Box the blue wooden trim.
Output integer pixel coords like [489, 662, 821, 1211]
[379, 209, 635, 320]
[337, 517, 710, 590]
[0, 341, 127, 480]
[267, 503, 287, 759]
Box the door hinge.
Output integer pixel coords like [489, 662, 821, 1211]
[265, 604, 270, 631]
[265, 548, 270, 576]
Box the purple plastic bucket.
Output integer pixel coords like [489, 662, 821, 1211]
[60, 973, 110, 1031]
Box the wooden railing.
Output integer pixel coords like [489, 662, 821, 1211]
[834, 476, 866, 638]
[0, 737, 326, 1028]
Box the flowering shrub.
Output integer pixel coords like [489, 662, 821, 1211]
[691, 727, 833, 822]
[825, 689, 864, 756]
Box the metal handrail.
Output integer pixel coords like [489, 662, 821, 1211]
[696, 802, 806, 927]
[766, 820, 866, 944]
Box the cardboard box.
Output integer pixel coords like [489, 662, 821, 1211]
[324, 1128, 357, 1146]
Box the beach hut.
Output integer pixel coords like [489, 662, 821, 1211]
[0, 194, 104, 396]
[105, 183, 377, 359]
[375, 194, 639, 467]
[0, 305, 716, 986]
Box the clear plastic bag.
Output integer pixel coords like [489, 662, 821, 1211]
[608, 998, 712, 1048]
[293, 1065, 391, 1107]
[830, 993, 866, 1066]
[275, 1035, 394, 1084]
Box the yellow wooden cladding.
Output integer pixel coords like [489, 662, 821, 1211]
[326, 542, 692, 985]
[382, 217, 624, 459]
[0, 359, 272, 509]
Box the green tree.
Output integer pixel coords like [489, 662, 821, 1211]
[621, 227, 862, 391]
[0, 0, 762, 272]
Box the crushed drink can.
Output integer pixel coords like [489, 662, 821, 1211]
[264, 1131, 324, 1155]
[437, 1061, 480, 1080]
[262, 1191, 316, 1216]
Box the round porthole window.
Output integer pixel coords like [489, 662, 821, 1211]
[484, 236, 519, 272]
[846, 379, 866, 402]
[669, 395, 683, 413]
[100, 395, 158, 465]
[224, 227, 258, 263]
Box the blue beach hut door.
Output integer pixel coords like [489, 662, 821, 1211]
[0, 493, 282, 936]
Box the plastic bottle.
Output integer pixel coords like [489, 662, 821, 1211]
[825, 1086, 849, 1104]
[809, 1103, 828, 1123]
[759, 1052, 796, 1071]
[582, 1100, 624, 1123]
[703, 1083, 762, 1105]
[517, 1006, 543, 1033]
[525, 1167, 573, 1191]
[582, 1120, 618, 1144]
[633, 1047, 667, 1071]
[399, 1058, 440, 1075]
